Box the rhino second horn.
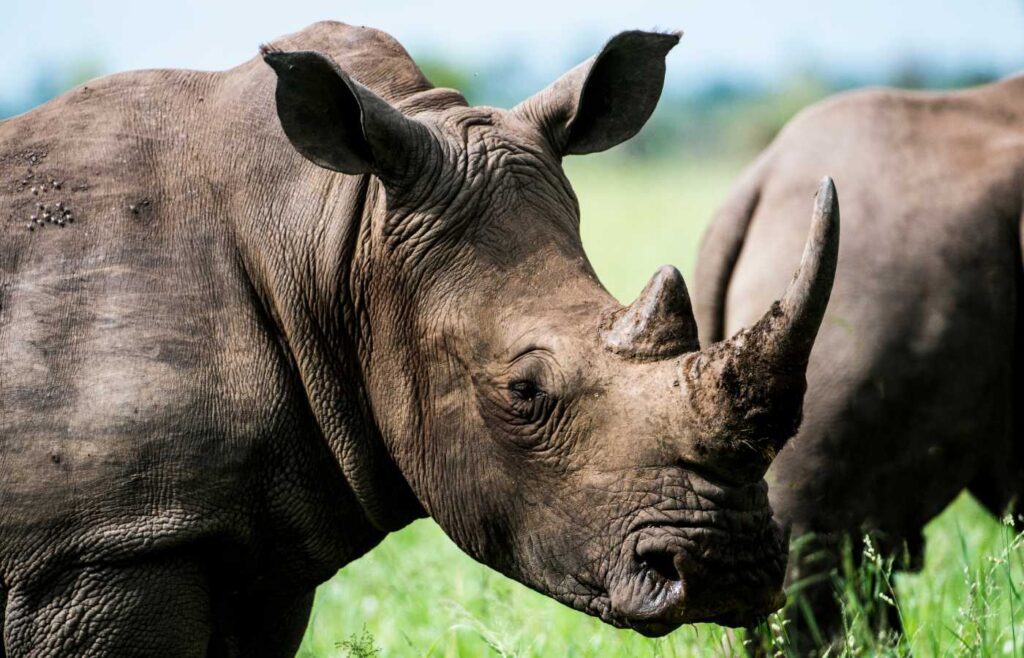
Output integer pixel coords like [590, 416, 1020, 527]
[603, 265, 700, 358]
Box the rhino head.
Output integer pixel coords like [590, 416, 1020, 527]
[263, 31, 839, 634]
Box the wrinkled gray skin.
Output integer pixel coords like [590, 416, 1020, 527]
[696, 76, 1024, 653]
[1, 22, 839, 657]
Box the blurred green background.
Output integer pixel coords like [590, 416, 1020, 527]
[3, 2, 1023, 656]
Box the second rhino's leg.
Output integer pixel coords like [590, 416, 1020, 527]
[748, 529, 912, 657]
[969, 311, 1024, 531]
[3, 554, 215, 658]
[741, 533, 843, 657]
[968, 433, 1024, 532]
[743, 531, 846, 657]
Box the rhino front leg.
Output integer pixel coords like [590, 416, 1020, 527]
[3, 555, 214, 658]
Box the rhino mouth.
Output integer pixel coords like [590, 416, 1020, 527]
[602, 474, 788, 636]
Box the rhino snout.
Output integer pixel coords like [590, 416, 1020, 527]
[603, 475, 788, 635]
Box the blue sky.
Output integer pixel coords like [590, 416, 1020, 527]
[3, 0, 1023, 102]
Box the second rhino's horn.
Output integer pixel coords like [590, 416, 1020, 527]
[603, 265, 700, 358]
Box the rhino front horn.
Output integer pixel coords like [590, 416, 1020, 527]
[603, 265, 700, 358]
[761, 176, 840, 367]
[685, 177, 839, 478]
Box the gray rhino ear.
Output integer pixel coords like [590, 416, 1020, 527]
[514, 30, 680, 156]
[262, 48, 431, 180]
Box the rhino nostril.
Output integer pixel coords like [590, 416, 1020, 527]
[639, 549, 682, 582]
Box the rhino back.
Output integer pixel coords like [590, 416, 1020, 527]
[719, 78, 1024, 533]
[0, 66, 260, 560]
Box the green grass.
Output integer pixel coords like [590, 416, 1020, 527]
[296, 156, 1023, 658]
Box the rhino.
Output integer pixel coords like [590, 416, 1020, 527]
[0, 21, 839, 656]
[696, 75, 1024, 651]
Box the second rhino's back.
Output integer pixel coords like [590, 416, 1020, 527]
[716, 77, 1024, 534]
[726, 77, 1024, 335]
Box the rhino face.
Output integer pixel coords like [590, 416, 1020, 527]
[265, 32, 839, 634]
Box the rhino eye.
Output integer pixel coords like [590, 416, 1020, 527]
[509, 379, 545, 401]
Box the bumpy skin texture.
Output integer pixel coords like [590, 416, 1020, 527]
[695, 77, 1024, 652]
[0, 21, 838, 657]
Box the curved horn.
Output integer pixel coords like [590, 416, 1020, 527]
[684, 177, 839, 479]
[603, 265, 700, 358]
[769, 176, 840, 366]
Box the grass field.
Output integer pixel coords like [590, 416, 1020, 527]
[296, 157, 1024, 657]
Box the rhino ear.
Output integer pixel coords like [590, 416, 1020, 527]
[513, 31, 680, 156]
[262, 48, 431, 181]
